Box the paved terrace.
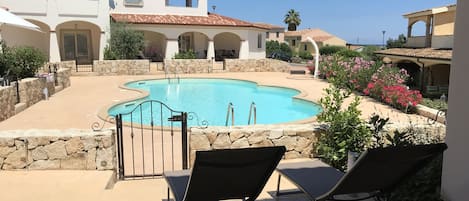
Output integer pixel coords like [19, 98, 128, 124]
[0, 72, 429, 201]
[0, 72, 428, 130]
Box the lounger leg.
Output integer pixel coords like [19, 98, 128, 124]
[276, 174, 281, 196]
[167, 187, 170, 201]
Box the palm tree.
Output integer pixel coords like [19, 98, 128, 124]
[284, 9, 301, 31]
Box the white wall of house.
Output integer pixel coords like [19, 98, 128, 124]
[0, 0, 110, 62]
[111, 0, 207, 16]
[441, 0, 469, 200]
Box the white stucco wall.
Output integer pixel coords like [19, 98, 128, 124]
[0, 0, 110, 62]
[441, 1, 469, 200]
[248, 30, 266, 59]
[110, 0, 207, 16]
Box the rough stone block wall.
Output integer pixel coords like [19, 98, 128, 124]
[164, 59, 212, 74]
[0, 86, 16, 122]
[57, 68, 71, 88]
[93, 60, 150, 75]
[189, 124, 321, 164]
[0, 129, 115, 170]
[17, 78, 47, 107]
[224, 59, 289, 72]
[189, 123, 446, 165]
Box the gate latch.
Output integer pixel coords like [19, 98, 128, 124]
[168, 115, 183, 122]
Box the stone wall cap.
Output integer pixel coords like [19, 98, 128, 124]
[0, 129, 113, 138]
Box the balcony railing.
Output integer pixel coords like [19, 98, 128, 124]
[405, 36, 427, 48]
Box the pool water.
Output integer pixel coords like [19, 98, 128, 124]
[108, 79, 321, 126]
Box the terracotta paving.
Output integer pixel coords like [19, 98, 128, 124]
[0, 72, 429, 130]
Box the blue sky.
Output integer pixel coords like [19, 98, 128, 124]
[208, 0, 456, 44]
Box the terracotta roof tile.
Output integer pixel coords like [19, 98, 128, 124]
[111, 13, 268, 29]
[253, 23, 284, 30]
[375, 48, 452, 60]
[284, 29, 337, 42]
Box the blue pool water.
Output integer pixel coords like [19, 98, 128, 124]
[108, 79, 321, 126]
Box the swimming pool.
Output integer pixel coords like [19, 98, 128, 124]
[108, 78, 321, 126]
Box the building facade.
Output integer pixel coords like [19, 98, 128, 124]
[284, 29, 346, 55]
[376, 4, 455, 96]
[1, 0, 267, 63]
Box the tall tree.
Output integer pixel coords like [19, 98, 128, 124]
[284, 9, 301, 31]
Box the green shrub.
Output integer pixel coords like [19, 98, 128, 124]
[266, 40, 292, 58]
[106, 22, 144, 60]
[360, 45, 381, 61]
[319, 45, 346, 55]
[421, 98, 448, 110]
[316, 86, 371, 171]
[336, 49, 362, 58]
[0, 45, 46, 79]
[103, 45, 118, 60]
[174, 50, 196, 59]
[298, 50, 313, 60]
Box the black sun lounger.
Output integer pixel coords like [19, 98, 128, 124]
[276, 143, 447, 201]
[164, 146, 286, 201]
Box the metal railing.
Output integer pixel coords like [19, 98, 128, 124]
[225, 102, 235, 126]
[248, 102, 257, 125]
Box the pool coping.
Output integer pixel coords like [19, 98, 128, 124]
[97, 76, 320, 129]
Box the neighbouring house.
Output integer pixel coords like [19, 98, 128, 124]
[284, 28, 346, 55]
[255, 23, 285, 43]
[376, 4, 455, 96]
[0, 0, 268, 64]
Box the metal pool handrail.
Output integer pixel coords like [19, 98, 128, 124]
[248, 102, 257, 125]
[225, 102, 234, 126]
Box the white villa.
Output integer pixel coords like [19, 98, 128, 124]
[0, 0, 268, 64]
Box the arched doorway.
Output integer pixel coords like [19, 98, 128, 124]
[177, 32, 209, 59]
[141, 31, 166, 61]
[56, 21, 101, 64]
[0, 19, 50, 59]
[214, 32, 241, 61]
[395, 60, 421, 89]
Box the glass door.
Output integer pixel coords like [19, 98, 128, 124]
[62, 30, 92, 64]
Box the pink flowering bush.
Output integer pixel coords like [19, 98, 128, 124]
[381, 86, 423, 112]
[319, 55, 423, 112]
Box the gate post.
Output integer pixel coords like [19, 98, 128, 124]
[115, 114, 125, 180]
[181, 112, 188, 169]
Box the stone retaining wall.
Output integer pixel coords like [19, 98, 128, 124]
[224, 59, 290, 72]
[0, 129, 115, 170]
[189, 124, 322, 164]
[0, 68, 71, 123]
[0, 86, 16, 122]
[164, 59, 212, 74]
[189, 122, 446, 164]
[93, 60, 150, 75]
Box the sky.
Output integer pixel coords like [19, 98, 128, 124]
[207, 0, 456, 45]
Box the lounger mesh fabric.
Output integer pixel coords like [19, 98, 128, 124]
[277, 143, 447, 201]
[164, 146, 286, 201]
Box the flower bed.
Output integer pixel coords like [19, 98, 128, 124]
[318, 56, 423, 112]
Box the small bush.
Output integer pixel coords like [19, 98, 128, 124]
[106, 22, 144, 60]
[0, 45, 46, 79]
[336, 49, 362, 58]
[421, 98, 447, 110]
[319, 45, 346, 55]
[174, 50, 196, 59]
[298, 51, 313, 60]
[316, 86, 371, 171]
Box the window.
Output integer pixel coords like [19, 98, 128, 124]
[292, 39, 296, 46]
[266, 32, 270, 39]
[257, 34, 262, 48]
[125, 0, 143, 6]
[276, 32, 279, 38]
[304, 44, 307, 51]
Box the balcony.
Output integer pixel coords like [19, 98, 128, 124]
[405, 36, 427, 48]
